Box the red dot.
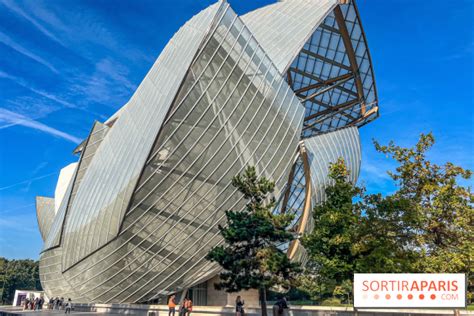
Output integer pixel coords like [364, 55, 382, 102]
[408, 294, 413, 300]
[385, 294, 391, 300]
[374, 294, 379, 300]
[419, 294, 424, 300]
[397, 294, 402, 300]
[430, 294, 436, 300]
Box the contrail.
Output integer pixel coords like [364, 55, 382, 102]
[0, 171, 58, 191]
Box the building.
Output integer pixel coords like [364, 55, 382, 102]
[36, 0, 379, 305]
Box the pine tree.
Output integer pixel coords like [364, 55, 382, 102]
[207, 166, 300, 316]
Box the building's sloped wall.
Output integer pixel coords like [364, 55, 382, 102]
[36, 196, 55, 241]
[39, 1, 225, 301]
[42, 168, 76, 250]
[58, 3, 305, 303]
[59, 2, 223, 271]
[241, 0, 338, 74]
[304, 126, 361, 202]
[39, 248, 81, 301]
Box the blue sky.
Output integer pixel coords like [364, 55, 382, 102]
[0, 0, 472, 260]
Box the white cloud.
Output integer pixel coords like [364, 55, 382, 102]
[0, 0, 65, 46]
[0, 108, 81, 143]
[0, 71, 76, 109]
[0, 31, 58, 73]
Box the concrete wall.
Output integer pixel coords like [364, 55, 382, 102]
[73, 303, 473, 316]
[206, 275, 259, 307]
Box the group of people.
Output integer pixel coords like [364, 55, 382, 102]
[23, 296, 72, 313]
[236, 295, 289, 316]
[22, 296, 45, 311]
[167, 294, 288, 316]
[47, 297, 73, 313]
[167, 295, 193, 316]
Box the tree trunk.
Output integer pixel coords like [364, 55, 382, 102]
[259, 287, 267, 316]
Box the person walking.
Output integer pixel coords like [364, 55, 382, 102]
[168, 295, 177, 316]
[185, 298, 192, 316]
[272, 297, 288, 316]
[65, 298, 72, 314]
[179, 298, 187, 316]
[34, 297, 40, 311]
[235, 296, 244, 316]
[23, 298, 29, 310]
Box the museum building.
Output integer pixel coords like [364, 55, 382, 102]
[36, 0, 379, 305]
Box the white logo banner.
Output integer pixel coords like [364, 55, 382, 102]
[354, 273, 466, 308]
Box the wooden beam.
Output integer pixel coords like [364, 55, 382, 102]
[304, 98, 359, 122]
[288, 144, 312, 260]
[346, 105, 379, 127]
[301, 73, 354, 102]
[286, 70, 293, 88]
[300, 48, 352, 71]
[294, 72, 353, 94]
[333, 5, 366, 114]
[319, 23, 340, 34]
[290, 67, 357, 98]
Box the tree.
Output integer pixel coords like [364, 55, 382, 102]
[0, 257, 42, 304]
[299, 133, 473, 304]
[206, 166, 300, 316]
[299, 158, 363, 303]
[374, 132, 473, 285]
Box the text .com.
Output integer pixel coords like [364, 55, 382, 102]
[354, 273, 466, 308]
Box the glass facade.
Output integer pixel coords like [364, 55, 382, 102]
[37, 0, 378, 305]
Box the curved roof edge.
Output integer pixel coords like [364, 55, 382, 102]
[36, 196, 55, 241]
[242, 0, 338, 74]
[59, 1, 227, 271]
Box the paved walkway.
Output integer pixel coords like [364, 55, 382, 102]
[0, 307, 113, 316]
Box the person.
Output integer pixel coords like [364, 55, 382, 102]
[273, 297, 288, 316]
[179, 298, 187, 316]
[185, 298, 192, 316]
[65, 298, 72, 314]
[39, 296, 44, 310]
[235, 296, 244, 316]
[34, 297, 40, 311]
[23, 298, 29, 310]
[168, 295, 177, 316]
[60, 297, 65, 310]
[54, 297, 60, 310]
[49, 298, 54, 310]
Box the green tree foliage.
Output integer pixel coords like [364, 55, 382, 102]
[374, 132, 473, 275]
[207, 166, 300, 316]
[299, 158, 362, 303]
[0, 257, 42, 304]
[300, 133, 473, 304]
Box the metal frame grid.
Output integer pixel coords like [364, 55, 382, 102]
[286, 1, 379, 138]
